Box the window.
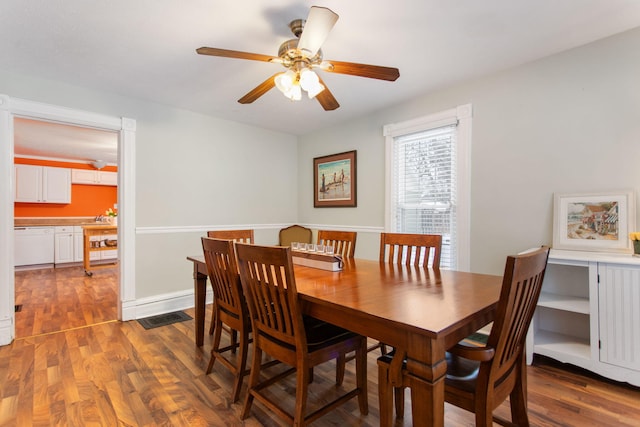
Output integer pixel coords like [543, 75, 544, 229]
[384, 104, 471, 270]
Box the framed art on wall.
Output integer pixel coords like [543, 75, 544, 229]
[553, 190, 636, 253]
[314, 150, 357, 208]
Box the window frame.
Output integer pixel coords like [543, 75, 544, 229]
[383, 104, 472, 271]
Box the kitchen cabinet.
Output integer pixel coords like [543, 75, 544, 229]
[529, 249, 640, 386]
[71, 169, 117, 186]
[15, 164, 71, 203]
[54, 226, 75, 264]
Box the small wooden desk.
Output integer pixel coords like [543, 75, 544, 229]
[186, 255, 501, 427]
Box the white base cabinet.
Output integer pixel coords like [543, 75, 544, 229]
[529, 249, 640, 386]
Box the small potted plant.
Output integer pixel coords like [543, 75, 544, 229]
[629, 232, 640, 256]
[106, 208, 118, 226]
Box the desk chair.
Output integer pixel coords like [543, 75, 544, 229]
[236, 243, 368, 426]
[317, 230, 357, 258]
[206, 229, 254, 336]
[377, 246, 550, 427]
[207, 229, 254, 244]
[278, 224, 312, 247]
[379, 232, 442, 268]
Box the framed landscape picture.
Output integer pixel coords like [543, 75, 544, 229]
[314, 150, 357, 208]
[553, 190, 636, 253]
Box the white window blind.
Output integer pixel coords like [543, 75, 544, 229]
[392, 124, 457, 268]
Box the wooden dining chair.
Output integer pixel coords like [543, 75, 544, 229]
[379, 232, 442, 268]
[207, 229, 254, 244]
[200, 237, 250, 403]
[373, 233, 443, 355]
[317, 229, 357, 257]
[206, 229, 254, 336]
[377, 246, 550, 427]
[278, 224, 312, 247]
[235, 243, 368, 426]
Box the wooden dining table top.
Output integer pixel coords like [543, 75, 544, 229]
[291, 258, 502, 349]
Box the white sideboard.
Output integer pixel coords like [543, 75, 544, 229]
[528, 249, 640, 386]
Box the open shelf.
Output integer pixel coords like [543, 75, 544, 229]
[537, 292, 590, 314]
[533, 330, 591, 361]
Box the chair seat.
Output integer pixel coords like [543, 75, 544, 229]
[444, 352, 480, 392]
[304, 316, 358, 350]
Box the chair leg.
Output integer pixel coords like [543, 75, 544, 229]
[355, 337, 369, 415]
[377, 359, 394, 427]
[241, 346, 262, 420]
[230, 327, 250, 403]
[509, 354, 530, 426]
[336, 353, 346, 386]
[206, 315, 223, 374]
[230, 329, 238, 354]
[394, 387, 405, 419]
[294, 362, 311, 426]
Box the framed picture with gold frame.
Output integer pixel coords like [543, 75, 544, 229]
[313, 150, 356, 208]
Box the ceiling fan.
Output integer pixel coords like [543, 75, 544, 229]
[196, 6, 400, 111]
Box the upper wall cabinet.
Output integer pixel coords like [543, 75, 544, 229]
[71, 169, 117, 186]
[14, 164, 71, 204]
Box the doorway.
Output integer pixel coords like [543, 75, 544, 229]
[0, 94, 137, 346]
[14, 118, 120, 338]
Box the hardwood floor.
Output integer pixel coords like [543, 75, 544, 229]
[2, 300, 639, 426]
[14, 265, 118, 338]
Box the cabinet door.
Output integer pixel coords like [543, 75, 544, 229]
[14, 164, 42, 202]
[97, 171, 117, 186]
[74, 232, 84, 262]
[43, 167, 71, 203]
[71, 169, 98, 184]
[598, 263, 640, 371]
[54, 233, 74, 264]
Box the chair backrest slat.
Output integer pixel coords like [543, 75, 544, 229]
[207, 229, 254, 244]
[484, 247, 550, 385]
[236, 243, 304, 348]
[201, 237, 245, 317]
[317, 230, 357, 258]
[379, 233, 442, 268]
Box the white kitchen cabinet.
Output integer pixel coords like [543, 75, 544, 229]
[15, 164, 71, 203]
[71, 169, 117, 186]
[54, 226, 75, 264]
[529, 249, 640, 386]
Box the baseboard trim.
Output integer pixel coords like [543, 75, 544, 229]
[0, 317, 13, 346]
[129, 288, 213, 320]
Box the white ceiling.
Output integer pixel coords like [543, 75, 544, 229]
[4, 0, 640, 162]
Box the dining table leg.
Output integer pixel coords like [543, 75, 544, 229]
[406, 351, 447, 427]
[193, 262, 207, 346]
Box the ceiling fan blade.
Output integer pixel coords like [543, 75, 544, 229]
[322, 60, 400, 81]
[297, 6, 339, 57]
[196, 47, 279, 63]
[237, 74, 279, 104]
[315, 77, 339, 111]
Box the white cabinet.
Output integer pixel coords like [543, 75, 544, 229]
[54, 226, 75, 264]
[15, 164, 71, 203]
[71, 169, 117, 186]
[529, 249, 640, 386]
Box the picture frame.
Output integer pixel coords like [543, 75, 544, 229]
[553, 190, 636, 253]
[313, 150, 357, 208]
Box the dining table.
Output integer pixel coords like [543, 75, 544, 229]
[186, 255, 502, 427]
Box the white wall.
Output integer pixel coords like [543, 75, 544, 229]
[0, 70, 298, 302]
[298, 27, 640, 274]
